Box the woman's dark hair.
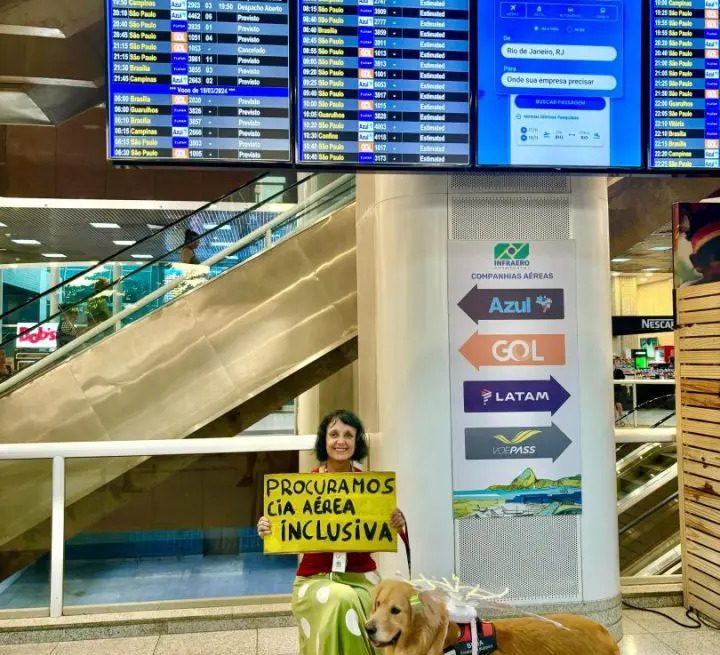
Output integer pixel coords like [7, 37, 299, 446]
[184, 229, 200, 245]
[315, 410, 368, 462]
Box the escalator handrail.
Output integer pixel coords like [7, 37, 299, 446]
[0, 171, 271, 322]
[0, 173, 321, 350]
[0, 174, 355, 396]
[616, 393, 676, 425]
[618, 491, 679, 536]
[617, 462, 678, 515]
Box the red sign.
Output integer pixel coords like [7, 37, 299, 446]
[17, 323, 58, 350]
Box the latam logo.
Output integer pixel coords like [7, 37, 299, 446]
[459, 334, 566, 369]
[458, 287, 565, 321]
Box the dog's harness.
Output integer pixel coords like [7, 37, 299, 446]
[443, 620, 497, 655]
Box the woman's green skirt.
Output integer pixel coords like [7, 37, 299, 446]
[291, 571, 381, 655]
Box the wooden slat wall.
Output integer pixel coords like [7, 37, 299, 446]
[677, 280, 720, 623]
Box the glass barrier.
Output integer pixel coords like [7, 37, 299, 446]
[616, 441, 681, 579]
[0, 172, 355, 389]
[63, 452, 299, 608]
[0, 459, 52, 614]
[614, 381, 676, 428]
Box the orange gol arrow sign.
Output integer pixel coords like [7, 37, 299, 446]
[459, 333, 566, 369]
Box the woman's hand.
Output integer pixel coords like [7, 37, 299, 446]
[390, 508, 406, 533]
[257, 516, 271, 538]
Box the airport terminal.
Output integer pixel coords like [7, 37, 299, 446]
[0, 1, 719, 654]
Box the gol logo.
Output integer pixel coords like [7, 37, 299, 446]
[459, 334, 566, 369]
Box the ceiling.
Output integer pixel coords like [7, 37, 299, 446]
[0, 201, 294, 264]
[607, 177, 720, 275]
[0, 0, 104, 124]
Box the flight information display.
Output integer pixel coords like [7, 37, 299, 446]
[106, 0, 291, 163]
[476, 0, 642, 168]
[650, 0, 720, 169]
[297, 0, 472, 166]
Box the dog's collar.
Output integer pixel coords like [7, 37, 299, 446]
[409, 594, 423, 609]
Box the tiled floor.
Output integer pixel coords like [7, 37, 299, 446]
[0, 608, 717, 654]
[622, 607, 720, 655]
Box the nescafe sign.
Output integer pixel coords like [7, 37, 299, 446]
[612, 316, 675, 336]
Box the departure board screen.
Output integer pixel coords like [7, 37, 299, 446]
[106, 0, 291, 163]
[297, 0, 472, 166]
[650, 0, 720, 169]
[477, 0, 642, 169]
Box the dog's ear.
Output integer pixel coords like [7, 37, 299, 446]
[413, 590, 447, 628]
[406, 590, 449, 652]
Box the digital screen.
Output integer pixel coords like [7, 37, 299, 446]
[650, 0, 720, 169]
[477, 0, 642, 168]
[106, 0, 291, 163]
[297, 0, 472, 166]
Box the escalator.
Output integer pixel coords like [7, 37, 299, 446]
[617, 441, 681, 576]
[0, 172, 358, 580]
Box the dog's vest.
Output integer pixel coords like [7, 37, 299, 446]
[443, 620, 497, 655]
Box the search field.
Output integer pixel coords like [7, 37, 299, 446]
[501, 43, 618, 61]
[501, 72, 617, 91]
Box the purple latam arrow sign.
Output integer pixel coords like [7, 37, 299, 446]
[464, 378, 571, 416]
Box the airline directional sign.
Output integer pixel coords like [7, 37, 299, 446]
[458, 287, 565, 322]
[465, 424, 572, 462]
[463, 378, 570, 416]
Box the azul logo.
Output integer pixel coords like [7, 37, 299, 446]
[494, 243, 530, 267]
[458, 288, 564, 321]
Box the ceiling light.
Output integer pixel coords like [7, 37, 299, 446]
[0, 222, 6, 227]
[203, 223, 231, 231]
[648, 246, 671, 251]
[113, 240, 137, 246]
[643, 268, 661, 273]
[11, 239, 40, 245]
[90, 222, 121, 229]
[212, 241, 233, 247]
[611, 272, 621, 277]
[611, 257, 630, 263]
[42, 253, 67, 259]
[131, 254, 153, 260]
[226, 255, 239, 261]
[147, 224, 163, 230]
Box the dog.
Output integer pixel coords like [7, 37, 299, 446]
[365, 580, 619, 655]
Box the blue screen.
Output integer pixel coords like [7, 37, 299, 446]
[106, 0, 291, 164]
[297, 0, 472, 167]
[650, 0, 720, 170]
[476, 0, 642, 168]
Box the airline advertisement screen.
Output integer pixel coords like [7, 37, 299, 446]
[476, 0, 643, 168]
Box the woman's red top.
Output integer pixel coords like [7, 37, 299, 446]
[295, 465, 377, 577]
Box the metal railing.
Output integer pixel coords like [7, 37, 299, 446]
[0, 435, 316, 618]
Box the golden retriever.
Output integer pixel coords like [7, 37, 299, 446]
[365, 580, 619, 655]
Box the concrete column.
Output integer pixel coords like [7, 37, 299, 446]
[355, 174, 621, 635]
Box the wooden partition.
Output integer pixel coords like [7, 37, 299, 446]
[677, 280, 720, 623]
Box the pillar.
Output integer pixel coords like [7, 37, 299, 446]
[296, 363, 358, 473]
[356, 174, 621, 635]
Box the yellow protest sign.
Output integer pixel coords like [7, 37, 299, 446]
[263, 472, 397, 554]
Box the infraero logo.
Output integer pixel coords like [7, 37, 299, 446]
[494, 243, 530, 267]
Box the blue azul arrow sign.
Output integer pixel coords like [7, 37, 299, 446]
[464, 378, 571, 416]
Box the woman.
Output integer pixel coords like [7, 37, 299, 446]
[257, 410, 406, 655]
[613, 367, 631, 426]
[181, 229, 201, 265]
